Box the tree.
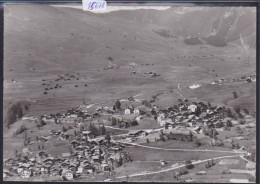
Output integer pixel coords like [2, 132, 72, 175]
[213, 129, 218, 139]
[207, 101, 212, 109]
[185, 160, 194, 169]
[62, 126, 67, 132]
[243, 108, 249, 114]
[189, 131, 193, 141]
[233, 91, 238, 99]
[79, 124, 84, 132]
[105, 132, 111, 143]
[226, 120, 232, 127]
[115, 100, 121, 110]
[194, 137, 201, 147]
[112, 117, 117, 126]
[130, 120, 138, 126]
[99, 124, 106, 135]
[202, 127, 207, 135]
[195, 106, 201, 116]
[16, 125, 27, 135]
[234, 106, 241, 115]
[225, 108, 233, 118]
[89, 123, 99, 136]
[14, 149, 18, 157]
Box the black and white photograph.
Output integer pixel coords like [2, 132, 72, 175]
[3, 3, 257, 182]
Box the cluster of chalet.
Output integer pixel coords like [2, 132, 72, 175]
[211, 74, 256, 85]
[4, 136, 131, 181]
[153, 99, 237, 134]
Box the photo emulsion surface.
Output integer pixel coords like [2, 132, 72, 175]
[3, 4, 256, 182]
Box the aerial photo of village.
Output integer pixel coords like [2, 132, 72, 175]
[3, 4, 257, 183]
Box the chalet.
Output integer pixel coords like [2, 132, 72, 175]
[50, 130, 60, 136]
[68, 165, 77, 172]
[31, 167, 41, 177]
[129, 130, 148, 138]
[101, 163, 110, 171]
[38, 151, 48, 159]
[160, 120, 166, 127]
[193, 126, 203, 134]
[64, 170, 74, 180]
[76, 166, 84, 174]
[40, 166, 49, 175]
[165, 124, 174, 130]
[17, 166, 25, 174]
[71, 140, 79, 148]
[3, 169, 12, 178]
[91, 155, 100, 163]
[4, 158, 17, 166]
[50, 166, 61, 176]
[84, 165, 94, 174]
[61, 162, 70, 169]
[82, 131, 95, 139]
[20, 168, 31, 179]
[125, 108, 131, 115]
[62, 152, 71, 158]
[43, 157, 55, 165]
[119, 121, 130, 128]
[188, 104, 197, 113]
[134, 108, 140, 115]
[160, 160, 167, 166]
[136, 116, 142, 122]
[60, 133, 69, 141]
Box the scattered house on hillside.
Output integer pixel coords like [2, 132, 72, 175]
[160, 160, 167, 166]
[135, 116, 142, 122]
[21, 168, 31, 179]
[50, 130, 61, 136]
[160, 120, 166, 127]
[3, 169, 12, 178]
[134, 108, 140, 115]
[76, 166, 84, 174]
[38, 151, 48, 159]
[62, 152, 71, 158]
[82, 131, 95, 139]
[165, 124, 174, 130]
[129, 130, 148, 138]
[188, 104, 197, 113]
[60, 133, 69, 140]
[84, 165, 94, 174]
[5, 158, 16, 166]
[193, 126, 203, 134]
[196, 171, 207, 175]
[63, 170, 74, 181]
[71, 140, 79, 148]
[125, 108, 131, 115]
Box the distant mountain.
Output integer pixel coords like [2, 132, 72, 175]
[106, 7, 256, 48]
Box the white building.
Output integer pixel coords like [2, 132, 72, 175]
[76, 166, 83, 174]
[188, 104, 197, 113]
[134, 108, 140, 115]
[160, 120, 166, 127]
[65, 171, 74, 180]
[125, 108, 131, 115]
[21, 169, 31, 179]
[136, 116, 141, 122]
